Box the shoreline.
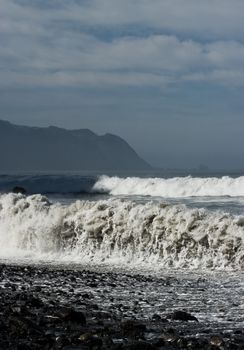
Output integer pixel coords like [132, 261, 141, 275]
[0, 263, 243, 349]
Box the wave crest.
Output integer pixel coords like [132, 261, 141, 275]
[93, 175, 244, 197]
[0, 193, 243, 270]
[1, 175, 244, 198]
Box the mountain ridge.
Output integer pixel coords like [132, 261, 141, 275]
[0, 120, 150, 171]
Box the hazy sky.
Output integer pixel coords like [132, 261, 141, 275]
[1, 0, 244, 169]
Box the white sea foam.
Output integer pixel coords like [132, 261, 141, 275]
[0, 193, 243, 270]
[93, 175, 244, 197]
[2, 175, 244, 198]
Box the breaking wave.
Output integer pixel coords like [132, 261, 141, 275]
[94, 175, 244, 197]
[0, 193, 243, 270]
[1, 175, 244, 198]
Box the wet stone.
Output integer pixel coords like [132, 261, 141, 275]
[57, 307, 86, 325]
[210, 335, 225, 347]
[0, 263, 244, 349]
[169, 310, 199, 322]
[121, 320, 147, 338]
[12, 186, 27, 194]
[152, 313, 161, 321]
[125, 341, 157, 350]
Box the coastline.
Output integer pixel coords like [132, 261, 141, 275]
[0, 263, 243, 349]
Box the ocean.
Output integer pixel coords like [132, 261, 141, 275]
[0, 173, 243, 345]
[0, 173, 243, 269]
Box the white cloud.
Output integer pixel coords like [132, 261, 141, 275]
[12, 0, 244, 39]
[0, 0, 244, 89]
[1, 0, 244, 38]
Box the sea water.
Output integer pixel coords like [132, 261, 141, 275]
[0, 173, 244, 331]
[0, 173, 243, 270]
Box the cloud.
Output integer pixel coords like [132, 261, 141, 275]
[2, 0, 244, 40]
[1, 0, 244, 169]
[0, 0, 244, 89]
[184, 70, 244, 87]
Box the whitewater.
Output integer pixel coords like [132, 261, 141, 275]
[0, 190, 243, 270]
[1, 174, 244, 197]
[94, 175, 244, 197]
[0, 174, 244, 270]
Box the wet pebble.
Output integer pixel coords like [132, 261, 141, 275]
[0, 263, 243, 350]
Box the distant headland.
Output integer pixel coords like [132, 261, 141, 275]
[0, 120, 150, 172]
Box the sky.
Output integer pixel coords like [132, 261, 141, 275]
[1, 0, 244, 169]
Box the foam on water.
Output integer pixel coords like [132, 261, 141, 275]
[0, 193, 243, 270]
[1, 174, 244, 198]
[93, 175, 244, 197]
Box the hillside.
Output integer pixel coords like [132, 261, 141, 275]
[0, 120, 150, 171]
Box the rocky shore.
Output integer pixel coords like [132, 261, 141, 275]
[0, 263, 243, 349]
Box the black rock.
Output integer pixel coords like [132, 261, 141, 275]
[12, 186, 27, 194]
[210, 335, 224, 347]
[1, 263, 244, 350]
[152, 313, 161, 321]
[121, 320, 146, 337]
[34, 286, 42, 292]
[28, 296, 43, 308]
[82, 293, 90, 299]
[153, 337, 165, 347]
[59, 308, 86, 325]
[8, 315, 29, 336]
[8, 314, 42, 337]
[169, 310, 199, 322]
[79, 333, 103, 347]
[17, 343, 32, 350]
[127, 341, 157, 350]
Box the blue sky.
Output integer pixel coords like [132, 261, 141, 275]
[1, 0, 244, 168]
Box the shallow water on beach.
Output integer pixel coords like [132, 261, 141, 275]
[1, 259, 243, 334]
[0, 173, 244, 342]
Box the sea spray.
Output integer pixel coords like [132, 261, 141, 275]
[0, 193, 243, 270]
[1, 174, 244, 198]
[93, 175, 244, 197]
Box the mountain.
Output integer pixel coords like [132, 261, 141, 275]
[0, 120, 150, 171]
